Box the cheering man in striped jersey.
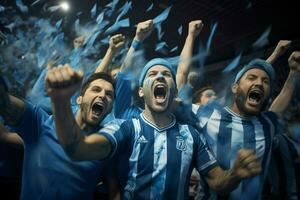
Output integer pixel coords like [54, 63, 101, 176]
[48, 59, 262, 199]
[190, 51, 300, 200]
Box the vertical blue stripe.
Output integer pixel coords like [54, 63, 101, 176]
[241, 119, 257, 199]
[242, 119, 256, 150]
[164, 124, 181, 200]
[216, 112, 232, 169]
[124, 119, 142, 199]
[134, 124, 154, 199]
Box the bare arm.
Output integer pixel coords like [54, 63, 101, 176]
[269, 51, 300, 117]
[95, 34, 125, 73]
[266, 40, 291, 64]
[205, 149, 261, 195]
[46, 65, 111, 161]
[0, 123, 23, 150]
[119, 19, 154, 72]
[177, 20, 203, 91]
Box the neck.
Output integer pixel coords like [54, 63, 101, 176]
[75, 110, 98, 133]
[143, 107, 173, 128]
[230, 102, 252, 118]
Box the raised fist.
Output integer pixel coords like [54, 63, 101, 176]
[288, 51, 300, 72]
[109, 34, 125, 53]
[188, 20, 204, 39]
[46, 64, 83, 102]
[273, 40, 292, 57]
[135, 19, 154, 41]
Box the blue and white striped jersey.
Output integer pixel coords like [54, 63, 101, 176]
[193, 101, 279, 200]
[100, 113, 217, 200]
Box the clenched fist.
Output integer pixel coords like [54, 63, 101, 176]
[231, 149, 261, 179]
[288, 51, 300, 72]
[135, 19, 154, 42]
[188, 20, 204, 39]
[46, 64, 83, 102]
[109, 34, 125, 53]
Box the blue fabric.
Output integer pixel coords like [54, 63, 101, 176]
[114, 72, 141, 119]
[266, 134, 299, 200]
[138, 58, 176, 86]
[101, 114, 217, 200]
[10, 102, 110, 200]
[234, 59, 275, 86]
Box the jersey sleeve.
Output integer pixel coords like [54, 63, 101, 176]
[99, 119, 133, 158]
[190, 126, 218, 175]
[10, 101, 50, 144]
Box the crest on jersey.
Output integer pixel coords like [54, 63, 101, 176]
[176, 136, 187, 151]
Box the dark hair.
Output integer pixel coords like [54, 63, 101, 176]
[80, 72, 115, 96]
[192, 86, 213, 104]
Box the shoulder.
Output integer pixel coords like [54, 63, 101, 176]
[261, 111, 279, 125]
[22, 101, 50, 122]
[99, 118, 138, 135]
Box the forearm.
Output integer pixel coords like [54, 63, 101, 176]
[206, 167, 241, 195]
[52, 100, 111, 160]
[52, 100, 84, 158]
[269, 71, 298, 116]
[95, 48, 115, 73]
[120, 37, 141, 72]
[177, 35, 195, 90]
[266, 51, 280, 64]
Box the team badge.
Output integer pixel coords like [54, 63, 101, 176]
[176, 136, 187, 151]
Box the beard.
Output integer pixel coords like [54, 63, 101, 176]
[79, 101, 99, 127]
[234, 86, 259, 116]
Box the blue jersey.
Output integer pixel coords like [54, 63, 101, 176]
[193, 101, 279, 200]
[114, 72, 141, 120]
[100, 113, 217, 200]
[11, 102, 111, 200]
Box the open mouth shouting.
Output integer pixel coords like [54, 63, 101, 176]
[247, 88, 264, 106]
[91, 101, 105, 118]
[153, 84, 168, 104]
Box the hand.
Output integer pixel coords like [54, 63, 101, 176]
[288, 51, 300, 72]
[188, 20, 204, 39]
[134, 19, 154, 41]
[109, 34, 125, 53]
[45, 64, 83, 102]
[231, 149, 261, 179]
[273, 40, 292, 57]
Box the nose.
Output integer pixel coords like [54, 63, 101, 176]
[155, 72, 165, 82]
[254, 78, 263, 86]
[98, 89, 106, 98]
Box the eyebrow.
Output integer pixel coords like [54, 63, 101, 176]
[147, 70, 171, 74]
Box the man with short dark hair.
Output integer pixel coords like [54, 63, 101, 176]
[0, 65, 118, 200]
